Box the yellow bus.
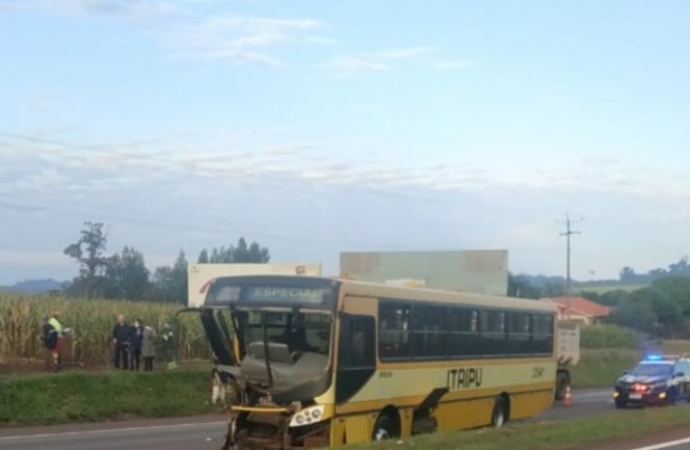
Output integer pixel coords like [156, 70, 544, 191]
[188, 274, 561, 450]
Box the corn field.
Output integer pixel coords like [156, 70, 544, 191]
[0, 294, 210, 367]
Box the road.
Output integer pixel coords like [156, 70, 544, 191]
[0, 388, 616, 450]
[632, 441, 690, 450]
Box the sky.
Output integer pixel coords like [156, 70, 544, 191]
[1, 0, 689, 285]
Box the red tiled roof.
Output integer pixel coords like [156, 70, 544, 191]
[542, 296, 611, 318]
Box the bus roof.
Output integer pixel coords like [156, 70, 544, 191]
[204, 274, 555, 313]
[337, 277, 555, 312]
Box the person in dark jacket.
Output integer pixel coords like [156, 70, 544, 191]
[112, 315, 133, 370]
[129, 318, 144, 371]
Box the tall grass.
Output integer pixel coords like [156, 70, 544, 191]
[580, 323, 639, 349]
[0, 294, 209, 366]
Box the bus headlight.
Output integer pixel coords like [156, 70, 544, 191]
[288, 405, 326, 428]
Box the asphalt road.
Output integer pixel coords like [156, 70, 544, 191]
[640, 443, 690, 450]
[0, 388, 616, 450]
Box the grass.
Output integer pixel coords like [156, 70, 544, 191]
[0, 369, 219, 426]
[580, 324, 638, 349]
[0, 293, 209, 366]
[346, 405, 690, 450]
[570, 348, 639, 388]
[571, 338, 690, 388]
[661, 339, 690, 354]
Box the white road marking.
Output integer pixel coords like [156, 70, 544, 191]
[0, 421, 227, 442]
[629, 436, 690, 450]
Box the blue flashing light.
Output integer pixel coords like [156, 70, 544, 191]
[645, 354, 663, 361]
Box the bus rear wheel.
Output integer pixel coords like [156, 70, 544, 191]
[491, 398, 507, 428]
[372, 414, 398, 441]
[555, 371, 569, 401]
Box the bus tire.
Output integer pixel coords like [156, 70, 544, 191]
[372, 413, 398, 441]
[491, 397, 507, 428]
[555, 371, 569, 401]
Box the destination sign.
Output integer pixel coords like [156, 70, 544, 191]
[243, 286, 329, 304]
[206, 284, 331, 305]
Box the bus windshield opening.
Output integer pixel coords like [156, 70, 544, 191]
[232, 308, 333, 393]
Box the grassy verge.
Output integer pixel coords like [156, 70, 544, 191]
[0, 369, 219, 426]
[570, 348, 640, 388]
[572, 339, 690, 388]
[347, 405, 690, 450]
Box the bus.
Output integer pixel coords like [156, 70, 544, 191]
[188, 274, 562, 450]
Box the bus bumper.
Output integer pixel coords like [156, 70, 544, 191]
[226, 407, 330, 450]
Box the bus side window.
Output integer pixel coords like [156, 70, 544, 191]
[378, 302, 411, 360]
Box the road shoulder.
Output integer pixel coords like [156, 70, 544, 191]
[0, 413, 226, 438]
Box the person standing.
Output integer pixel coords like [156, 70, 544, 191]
[129, 319, 144, 371]
[112, 315, 132, 370]
[41, 315, 59, 372]
[160, 322, 177, 370]
[141, 323, 157, 372]
[48, 311, 63, 372]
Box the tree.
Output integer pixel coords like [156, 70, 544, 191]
[507, 274, 543, 299]
[198, 249, 209, 263]
[651, 276, 690, 316]
[64, 221, 109, 298]
[609, 296, 657, 333]
[152, 250, 188, 303]
[619, 266, 637, 284]
[104, 246, 150, 301]
[668, 256, 690, 275]
[202, 237, 270, 264]
[598, 289, 630, 307]
[630, 287, 683, 336]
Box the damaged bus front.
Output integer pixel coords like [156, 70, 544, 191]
[196, 275, 340, 450]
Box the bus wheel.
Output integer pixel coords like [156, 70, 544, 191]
[372, 414, 397, 441]
[491, 398, 507, 428]
[555, 372, 569, 401]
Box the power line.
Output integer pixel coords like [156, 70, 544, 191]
[558, 214, 582, 319]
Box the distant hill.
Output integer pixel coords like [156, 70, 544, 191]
[0, 279, 65, 294]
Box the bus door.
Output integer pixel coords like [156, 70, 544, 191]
[175, 307, 241, 366]
[335, 297, 377, 444]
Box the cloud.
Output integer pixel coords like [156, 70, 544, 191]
[1, 1, 326, 67]
[0, 0, 187, 21]
[431, 60, 476, 71]
[158, 15, 324, 66]
[374, 46, 434, 60]
[3, 129, 690, 284]
[5, 130, 690, 203]
[318, 56, 389, 77]
[0, 251, 70, 269]
[70, 0, 186, 21]
[318, 46, 435, 77]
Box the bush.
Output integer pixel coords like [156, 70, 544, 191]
[580, 324, 638, 349]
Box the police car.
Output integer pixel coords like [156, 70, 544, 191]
[613, 354, 690, 408]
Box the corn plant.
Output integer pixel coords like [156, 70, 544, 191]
[0, 294, 210, 366]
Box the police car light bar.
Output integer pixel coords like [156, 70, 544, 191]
[644, 354, 682, 361]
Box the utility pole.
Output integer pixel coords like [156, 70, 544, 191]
[558, 214, 582, 320]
